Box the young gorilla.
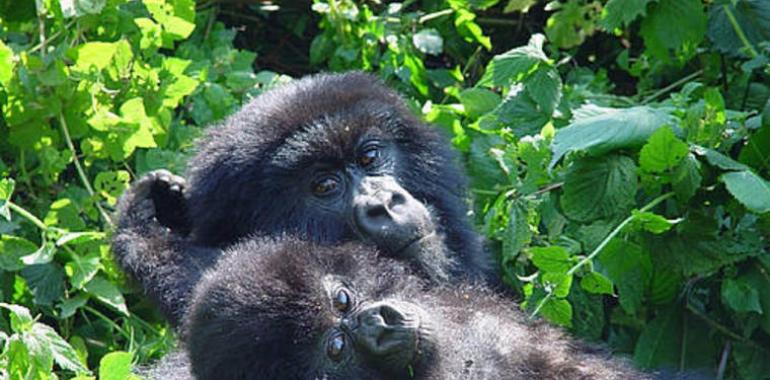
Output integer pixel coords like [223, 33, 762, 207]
[113, 72, 492, 324]
[146, 237, 652, 380]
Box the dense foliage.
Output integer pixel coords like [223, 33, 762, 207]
[1, 0, 769, 378]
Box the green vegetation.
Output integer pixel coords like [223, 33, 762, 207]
[1, 0, 769, 378]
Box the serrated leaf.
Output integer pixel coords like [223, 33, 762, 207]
[640, 0, 706, 62]
[65, 253, 101, 289]
[85, 276, 128, 315]
[458, 88, 501, 119]
[539, 298, 573, 327]
[633, 306, 680, 368]
[21, 241, 56, 265]
[693, 146, 750, 171]
[525, 67, 562, 115]
[708, 0, 770, 56]
[600, 0, 653, 31]
[21, 263, 65, 306]
[0, 235, 38, 271]
[412, 28, 443, 55]
[629, 210, 677, 234]
[672, 153, 702, 202]
[721, 171, 770, 214]
[561, 155, 638, 222]
[30, 322, 89, 373]
[478, 34, 547, 87]
[99, 351, 133, 380]
[0, 303, 34, 331]
[0, 40, 14, 87]
[722, 277, 762, 313]
[639, 126, 688, 173]
[71, 42, 117, 72]
[530, 246, 571, 274]
[550, 105, 675, 168]
[598, 239, 652, 315]
[580, 271, 614, 295]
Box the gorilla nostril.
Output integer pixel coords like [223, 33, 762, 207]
[390, 192, 406, 206]
[379, 305, 404, 325]
[366, 204, 389, 219]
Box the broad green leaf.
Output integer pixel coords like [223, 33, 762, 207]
[481, 85, 549, 136]
[640, 0, 706, 62]
[0, 303, 35, 331]
[454, 9, 490, 50]
[21, 263, 65, 306]
[412, 29, 443, 55]
[59, 293, 89, 319]
[600, 0, 653, 31]
[0, 235, 38, 271]
[707, 0, 770, 56]
[633, 306, 680, 368]
[30, 322, 89, 373]
[544, 0, 597, 49]
[722, 277, 762, 313]
[693, 146, 750, 171]
[649, 267, 681, 305]
[458, 88, 501, 119]
[99, 351, 133, 380]
[580, 271, 614, 295]
[539, 298, 573, 327]
[478, 34, 547, 87]
[44, 198, 86, 231]
[550, 105, 675, 168]
[65, 253, 101, 289]
[525, 67, 561, 115]
[639, 126, 688, 173]
[734, 343, 770, 380]
[721, 171, 770, 214]
[0, 178, 15, 221]
[598, 240, 652, 315]
[502, 201, 532, 262]
[739, 117, 770, 169]
[560, 155, 638, 222]
[0, 40, 14, 87]
[21, 241, 56, 265]
[530, 246, 571, 274]
[71, 42, 118, 72]
[85, 276, 128, 315]
[672, 153, 702, 202]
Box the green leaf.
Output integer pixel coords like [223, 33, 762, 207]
[21, 241, 56, 265]
[56, 231, 106, 246]
[640, 0, 706, 62]
[0, 303, 35, 331]
[544, 0, 597, 49]
[70, 42, 118, 72]
[0, 40, 14, 87]
[21, 263, 65, 306]
[629, 210, 677, 234]
[30, 322, 89, 373]
[722, 277, 763, 313]
[539, 298, 573, 327]
[550, 105, 675, 168]
[560, 155, 638, 222]
[600, 0, 653, 31]
[530, 246, 571, 274]
[0, 235, 38, 271]
[65, 253, 101, 289]
[525, 67, 562, 115]
[99, 351, 133, 380]
[633, 306, 680, 368]
[481, 85, 550, 136]
[502, 201, 532, 262]
[412, 29, 443, 55]
[0, 178, 15, 221]
[59, 293, 89, 319]
[598, 240, 652, 315]
[639, 126, 688, 173]
[478, 34, 547, 87]
[458, 88, 501, 119]
[580, 271, 614, 295]
[672, 153, 702, 202]
[693, 146, 750, 171]
[85, 276, 128, 315]
[707, 0, 770, 56]
[721, 171, 770, 214]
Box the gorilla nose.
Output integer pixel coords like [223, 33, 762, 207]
[355, 304, 411, 355]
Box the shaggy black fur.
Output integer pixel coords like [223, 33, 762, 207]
[143, 237, 653, 380]
[112, 72, 493, 324]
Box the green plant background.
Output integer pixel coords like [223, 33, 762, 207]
[1, 0, 769, 378]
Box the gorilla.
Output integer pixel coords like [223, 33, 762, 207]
[143, 236, 652, 380]
[113, 72, 492, 324]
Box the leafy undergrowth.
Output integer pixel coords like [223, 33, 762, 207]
[1, 0, 769, 379]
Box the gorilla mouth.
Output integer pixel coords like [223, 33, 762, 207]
[395, 232, 437, 259]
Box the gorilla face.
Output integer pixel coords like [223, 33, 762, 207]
[184, 72, 488, 281]
[184, 238, 650, 380]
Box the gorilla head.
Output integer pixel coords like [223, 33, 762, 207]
[183, 237, 650, 380]
[183, 72, 488, 281]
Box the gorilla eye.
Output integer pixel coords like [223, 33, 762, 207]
[332, 289, 351, 312]
[312, 176, 339, 196]
[358, 146, 380, 167]
[326, 333, 346, 361]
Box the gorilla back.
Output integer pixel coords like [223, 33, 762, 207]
[177, 237, 654, 380]
[184, 72, 490, 282]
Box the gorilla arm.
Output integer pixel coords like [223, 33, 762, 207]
[111, 170, 220, 325]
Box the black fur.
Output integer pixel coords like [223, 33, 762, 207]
[149, 237, 654, 380]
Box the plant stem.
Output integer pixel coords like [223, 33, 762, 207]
[529, 192, 675, 319]
[723, 5, 758, 58]
[57, 113, 115, 228]
[642, 70, 703, 104]
[419, 9, 453, 24]
[7, 201, 49, 231]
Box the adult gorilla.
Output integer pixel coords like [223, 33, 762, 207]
[145, 237, 653, 380]
[113, 72, 492, 323]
